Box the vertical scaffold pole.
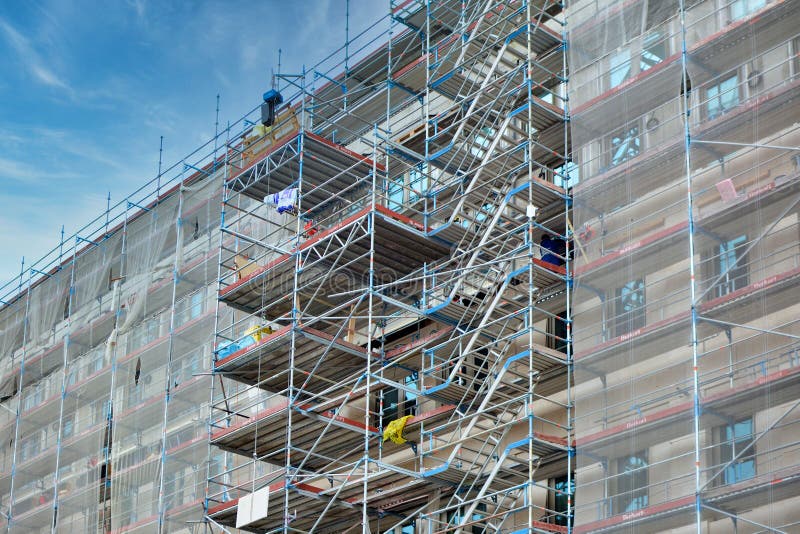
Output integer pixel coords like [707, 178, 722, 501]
[284, 65, 308, 532]
[106, 192, 112, 235]
[156, 173, 186, 533]
[7, 267, 34, 530]
[213, 95, 220, 171]
[157, 136, 164, 198]
[386, 0, 393, 178]
[424, 0, 431, 168]
[562, 4, 574, 532]
[102, 203, 130, 532]
[525, 1, 536, 530]
[205, 120, 231, 529]
[345, 0, 350, 78]
[362, 123, 379, 533]
[678, 1, 703, 532]
[375, 0, 394, 481]
[50, 237, 79, 533]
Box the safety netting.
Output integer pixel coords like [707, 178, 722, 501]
[568, 0, 800, 530]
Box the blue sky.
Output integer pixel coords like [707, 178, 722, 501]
[0, 0, 388, 288]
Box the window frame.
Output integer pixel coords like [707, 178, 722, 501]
[639, 31, 667, 76]
[716, 416, 756, 485]
[386, 164, 432, 211]
[470, 126, 496, 159]
[387, 175, 405, 211]
[549, 473, 575, 526]
[189, 290, 204, 320]
[609, 47, 633, 89]
[716, 234, 749, 297]
[703, 234, 749, 299]
[608, 30, 668, 90]
[613, 278, 646, 337]
[613, 450, 649, 514]
[608, 124, 642, 168]
[408, 164, 429, 204]
[377, 371, 418, 426]
[705, 74, 740, 120]
[554, 160, 580, 188]
[548, 310, 570, 354]
[730, 0, 766, 21]
[446, 503, 487, 534]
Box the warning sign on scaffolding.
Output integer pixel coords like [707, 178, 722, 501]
[236, 484, 270, 528]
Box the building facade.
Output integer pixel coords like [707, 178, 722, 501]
[0, 171, 225, 532]
[570, 0, 800, 531]
[0, 1, 796, 533]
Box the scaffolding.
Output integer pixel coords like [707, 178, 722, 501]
[568, 0, 800, 532]
[0, 113, 238, 531]
[3, 1, 795, 533]
[206, 1, 573, 533]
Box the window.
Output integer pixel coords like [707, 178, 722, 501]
[408, 164, 429, 204]
[609, 31, 667, 91]
[548, 311, 569, 354]
[474, 202, 495, 224]
[386, 165, 433, 210]
[176, 350, 203, 384]
[640, 32, 666, 74]
[190, 291, 204, 319]
[645, 2, 680, 30]
[609, 48, 632, 88]
[794, 37, 800, 81]
[610, 126, 641, 167]
[472, 349, 489, 391]
[549, 474, 575, 526]
[23, 387, 41, 412]
[614, 279, 646, 337]
[470, 127, 496, 158]
[706, 75, 739, 120]
[447, 503, 486, 533]
[730, 0, 766, 21]
[62, 415, 74, 438]
[387, 175, 404, 211]
[189, 350, 203, 375]
[714, 235, 749, 297]
[614, 451, 648, 514]
[382, 387, 399, 423]
[554, 160, 579, 188]
[66, 364, 78, 387]
[126, 382, 144, 409]
[24, 435, 40, 461]
[379, 372, 418, 425]
[146, 316, 161, 342]
[92, 400, 108, 426]
[403, 372, 417, 416]
[163, 469, 185, 510]
[383, 524, 414, 534]
[717, 417, 756, 485]
[166, 425, 195, 450]
[129, 317, 160, 352]
[90, 349, 105, 375]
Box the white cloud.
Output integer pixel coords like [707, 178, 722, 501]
[29, 127, 130, 172]
[0, 156, 83, 184]
[0, 18, 72, 92]
[127, 0, 146, 19]
[0, 157, 42, 183]
[0, 0, 396, 287]
[0, 192, 111, 294]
